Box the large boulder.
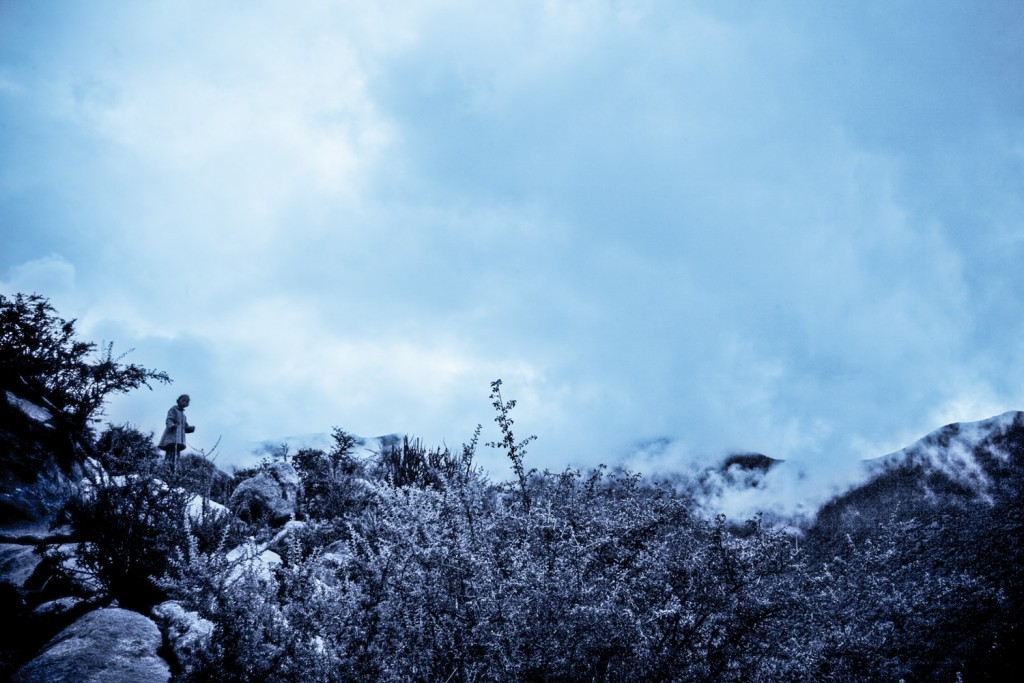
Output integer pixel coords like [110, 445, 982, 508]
[30, 596, 85, 621]
[13, 607, 169, 682]
[229, 461, 301, 524]
[0, 458, 80, 525]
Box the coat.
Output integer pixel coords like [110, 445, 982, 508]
[159, 406, 194, 452]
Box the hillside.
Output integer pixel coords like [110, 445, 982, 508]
[812, 411, 1024, 543]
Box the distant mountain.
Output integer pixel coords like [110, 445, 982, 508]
[867, 410, 1023, 499]
[812, 411, 1024, 538]
[805, 411, 1024, 618]
[801, 411, 1024, 677]
[719, 452, 782, 473]
[651, 411, 1024, 526]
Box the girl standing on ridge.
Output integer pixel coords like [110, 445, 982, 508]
[159, 394, 195, 472]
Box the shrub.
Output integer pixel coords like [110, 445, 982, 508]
[292, 428, 369, 522]
[376, 435, 474, 489]
[94, 423, 160, 476]
[60, 470, 230, 612]
[175, 453, 234, 505]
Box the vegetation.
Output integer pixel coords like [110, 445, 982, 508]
[145, 427, 1023, 682]
[0, 292, 169, 436]
[0, 293, 169, 496]
[2, 292, 1022, 681]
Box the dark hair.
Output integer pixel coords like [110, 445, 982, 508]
[177, 394, 190, 402]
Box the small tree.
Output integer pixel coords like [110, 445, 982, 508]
[292, 428, 368, 522]
[0, 292, 170, 436]
[485, 379, 536, 510]
[60, 473, 191, 610]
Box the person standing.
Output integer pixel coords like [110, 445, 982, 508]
[159, 394, 195, 472]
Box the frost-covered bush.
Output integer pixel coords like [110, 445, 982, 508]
[60, 474, 186, 609]
[291, 428, 369, 524]
[376, 435, 475, 489]
[142, 384, 1022, 681]
[159, 461, 812, 682]
[800, 515, 1006, 681]
[60, 470, 231, 611]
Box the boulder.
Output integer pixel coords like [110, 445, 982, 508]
[225, 542, 282, 584]
[265, 519, 307, 557]
[186, 494, 229, 523]
[229, 461, 301, 524]
[0, 543, 41, 590]
[13, 607, 169, 683]
[23, 543, 102, 602]
[30, 596, 84, 620]
[0, 390, 86, 524]
[24, 597, 92, 660]
[0, 463, 79, 525]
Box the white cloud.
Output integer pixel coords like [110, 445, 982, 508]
[3, 0, 1022, 476]
[1, 255, 77, 301]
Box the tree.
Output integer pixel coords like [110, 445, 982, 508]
[0, 293, 170, 436]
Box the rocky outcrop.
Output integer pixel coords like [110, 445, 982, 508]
[30, 596, 85, 620]
[0, 462, 80, 525]
[225, 542, 282, 584]
[13, 607, 169, 683]
[0, 390, 86, 524]
[229, 461, 301, 524]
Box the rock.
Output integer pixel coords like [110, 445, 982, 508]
[0, 578, 26, 622]
[23, 543, 101, 602]
[0, 464, 79, 525]
[220, 522, 305, 586]
[0, 543, 41, 589]
[4, 392, 54, 426]
[229, 461, 301, 524]
[225, 542, 282, 584]
[24, 597, 92, 661]
[30, 596, 84, 619]
[186, 494, 229, 523]
[265, 519, 307, 557]
[13, 607, 169, 683]
[152, 601, 214, 674]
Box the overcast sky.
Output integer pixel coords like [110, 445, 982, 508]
[2, 0, 1022, 475]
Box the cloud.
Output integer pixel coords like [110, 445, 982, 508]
[0, 255, 77, 300]
[2, 0, 1022, 475]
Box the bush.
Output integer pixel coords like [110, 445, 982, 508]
[59, 471, 229, 612]
[375, 435, 475, 489]
[94, 423, 160, 476]
[292, 428, 369, 522]
[29, 376, 1018, 681]
[175, 453, 234, 505]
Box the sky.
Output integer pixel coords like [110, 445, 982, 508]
[2, 0, 1022, 477]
